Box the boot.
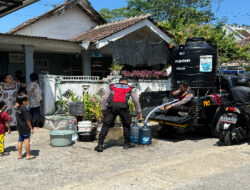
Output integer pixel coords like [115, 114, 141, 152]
[94, 143, 103, 152]
[123, 143, 136, 149]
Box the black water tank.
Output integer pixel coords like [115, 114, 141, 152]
[172, 37, 217, 89]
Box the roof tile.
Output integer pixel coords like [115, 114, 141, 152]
[71, 14, 151, 42]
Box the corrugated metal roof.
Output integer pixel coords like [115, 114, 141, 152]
[0, 33, 76, 43]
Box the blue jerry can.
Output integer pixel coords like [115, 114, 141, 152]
[130, 122, 139, 144]
[139, 124, 152, 145]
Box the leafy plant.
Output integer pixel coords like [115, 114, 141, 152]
[109, 60, 123, 71]
[70, 92, 83, 102]
[83, 93, 102, 122]
[129, 100, 135, 114]
[122, 70, 167, 79]
[55, 99, 69, 112]
[89, 96, 102, 123]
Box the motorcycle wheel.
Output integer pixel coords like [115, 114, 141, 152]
[224, 130, 232, 146]
[211, 118, 221, 138]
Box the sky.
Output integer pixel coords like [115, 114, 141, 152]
[0, 0, 249, 33]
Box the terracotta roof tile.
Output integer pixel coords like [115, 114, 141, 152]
[238, 37, 250, 47]
[71, 14, 151, 42]
[240, 30, 250, 38]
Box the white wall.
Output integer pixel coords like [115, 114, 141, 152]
[40, 75, 172, 115]
[15, 6, 97, 40]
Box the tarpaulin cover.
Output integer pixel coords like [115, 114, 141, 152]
[110, 39, 169, 66]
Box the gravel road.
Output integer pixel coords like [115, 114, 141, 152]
[1, 128, 250, 190]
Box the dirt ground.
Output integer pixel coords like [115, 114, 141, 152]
[1, 127, 250, 190]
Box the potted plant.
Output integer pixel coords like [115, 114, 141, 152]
[69, 92, 84, 116]
[55, 99, 69, 114]
[109, 60, 123, 76]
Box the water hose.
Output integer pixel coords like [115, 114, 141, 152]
[144, 99, 179, 125]
[54, 77, 63, 116]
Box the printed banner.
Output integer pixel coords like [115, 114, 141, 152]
[200, 55, 213, 72]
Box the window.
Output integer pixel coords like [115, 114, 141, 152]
[34, 59, 49, 69]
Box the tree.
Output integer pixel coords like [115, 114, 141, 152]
[159, 21, 250, 63]
[100, 0, 249, 63]
[100, 0, 220, 23]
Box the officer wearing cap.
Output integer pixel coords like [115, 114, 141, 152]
[95, 78, 142, 152]
[160, 82, 194, 111]
[230, 78, 250, 122]
[230, 78, 250, 105]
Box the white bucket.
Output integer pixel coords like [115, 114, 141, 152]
[78, 121, 93, 132]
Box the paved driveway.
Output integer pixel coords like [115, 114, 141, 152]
[1, 128, 250, 190]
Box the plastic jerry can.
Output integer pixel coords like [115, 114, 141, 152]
[130, 122, 139, 144]
[67, 120, 78, 142]
[139, 124, 152, 145]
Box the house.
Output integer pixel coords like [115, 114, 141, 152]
[0, 0, 176, 83]
[0, 0, 177, 115]
[223, 24, 250, 42]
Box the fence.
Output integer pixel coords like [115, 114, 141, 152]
[39, 74, 171, 115]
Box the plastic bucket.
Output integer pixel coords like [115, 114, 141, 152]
[78, 121, 93, 132]
[78, 130, 96, 142]
[49, 130, 74, 147]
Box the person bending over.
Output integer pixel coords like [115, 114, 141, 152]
[95, 78, 142, 152]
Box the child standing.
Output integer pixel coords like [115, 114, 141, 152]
[27, 73, 43, 129]
[16, 95, 35, 160]
[0, 101, 10, 156]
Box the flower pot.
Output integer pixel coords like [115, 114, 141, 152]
[112, 70, 120, 76]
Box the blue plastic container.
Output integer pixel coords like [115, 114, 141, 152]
[50, 130, 74, 147]
[130, 122, 139, 144]
[139, 124, 152, 145]
[67, 120, 78, 142]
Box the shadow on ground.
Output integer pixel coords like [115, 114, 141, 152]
[22, 150, 40, 157]
[5, 146, 17, 152]
[155, 126, 213, 143]
[103, 137, 124, 150]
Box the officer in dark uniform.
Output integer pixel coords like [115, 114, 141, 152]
[95, 78, 142, 152]
[230, 78, 250, 116]
[230, 78, 250, 105]
[160, 82, 194, 111]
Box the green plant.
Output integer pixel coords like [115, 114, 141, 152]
[89, 96, 102, 123]
[70, 92, 83, 102]
[129, 100, 135, 114]
[55, 99, 69, 112]
[109, 60, 123, 72]
[83, 93, 103, 122]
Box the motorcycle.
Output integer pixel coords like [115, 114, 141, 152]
[217, 104, 250, 145]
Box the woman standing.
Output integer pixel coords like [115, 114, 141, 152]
[27, 73, 43, 129]
[0, 74, 21, 129]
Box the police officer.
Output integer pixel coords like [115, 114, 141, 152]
[95, 78, 142, 152]
[230, 78, 250, 105]
[160, 82, 194, 111]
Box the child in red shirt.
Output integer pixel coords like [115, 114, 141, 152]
[0, 101, 11, 156]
